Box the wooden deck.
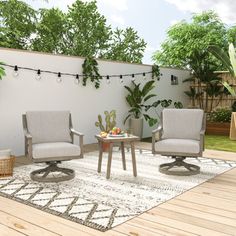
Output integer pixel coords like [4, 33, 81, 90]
[0, 143, 235, 236]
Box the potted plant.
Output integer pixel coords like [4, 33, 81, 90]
[95, 110, 116, 151]
[206, 106, 232, 135]
[124, 81, 157, 138]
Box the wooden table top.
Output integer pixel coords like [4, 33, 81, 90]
[95, 134, 140, 143]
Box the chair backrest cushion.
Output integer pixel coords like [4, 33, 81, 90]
[162, 109, 204, 140]
[26, 111, 72, 144]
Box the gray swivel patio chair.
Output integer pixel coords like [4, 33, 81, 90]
[23, 111, 84, 182]
[152, 109, 205, 176]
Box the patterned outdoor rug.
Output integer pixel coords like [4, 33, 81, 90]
[0, 149, 235, 232]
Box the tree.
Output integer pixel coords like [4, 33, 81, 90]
[153, 11, 228, 70]
[31, 8, 66, 53]
[61, 0, 111, 58]
[102, 27, 147, 63]
[227, 26, 236, 47]
[153, 11, 236, 112]
[0, 0, 146, 63]
[0, 0, 36, 49]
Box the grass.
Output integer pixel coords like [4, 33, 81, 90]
[205, 135, 236, 152]
[142, 135, 236, 153]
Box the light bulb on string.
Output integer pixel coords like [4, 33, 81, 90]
[36, 69, 41, 81]
[131, 74, 135, 81]
[13, 65, 19, 78]
[74, 74, 80, 84]
[106, 75, 110, 84]
[119, 75, 123, 83]
[143, 72, 146, 80]
[57, 72, 62, 83]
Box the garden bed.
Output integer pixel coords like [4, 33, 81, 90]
[206, 122, 230, 136]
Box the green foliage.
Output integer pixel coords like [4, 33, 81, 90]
[227, 26, 236, 47]
[151, 64, 161, 80]
[0, 62, 6, 80]
[0, 0, 36, 49]
[184, 87, 201, 107]
[102, 27, 146, 63]
[209, 107, 232, 123]
[208, 43, 236, 95]
[153, 11, 235, 112]
[0, 0, 146, 63]
[32, 8, 66, 53]
[82, 57, 102, 89]
[174, 101, 183, 109]
[95, 110, 116, 132]
[124, 81, 157, 127]
[62, 0, 111, 58]
[153, 11, 228, 70]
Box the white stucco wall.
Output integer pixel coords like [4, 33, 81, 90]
[0, 48, 190, 156]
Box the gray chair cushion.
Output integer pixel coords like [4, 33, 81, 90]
[26, 111, 72, 144]
[32, 142, 81, 159]
[162, 109, 204, 140]
[155, 139, 200, 154]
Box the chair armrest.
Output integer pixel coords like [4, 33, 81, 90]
[200, 129, 205, 153]
[71, 129, 84, 137]
[23, 130, 33, 159]
[152, 125, 163, 154]
[71, 129, 84, 158]
[24, 132, 32, 140]
[200, 129, 205, 135]
[152, 125, 163, 134]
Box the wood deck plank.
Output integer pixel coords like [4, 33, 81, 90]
[0, 210, 59, 236]
[0, 223, 26, 236]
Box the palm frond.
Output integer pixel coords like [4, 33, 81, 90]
[208, 45, 234, 75]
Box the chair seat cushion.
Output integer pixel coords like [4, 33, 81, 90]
[32, 142, 81, 160]
[155, 139, 200, 154]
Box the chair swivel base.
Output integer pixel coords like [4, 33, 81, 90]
[30, 162, 75, 183]
[159, 156, 200, 176]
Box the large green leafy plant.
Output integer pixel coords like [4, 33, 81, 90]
[0, 62, 5, 80]
[208, 43, 236, 95]
[124, 81, 157, 127]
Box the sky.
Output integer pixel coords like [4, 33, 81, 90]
[23, 0, 236, 65]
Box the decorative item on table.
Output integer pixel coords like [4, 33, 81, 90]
[108, 127, 125, 137]
[95, 110, 116, 151]
[0, 149, 15, 177]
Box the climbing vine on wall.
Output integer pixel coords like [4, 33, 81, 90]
[82, 57, 102, 89]
[151, 64, 161, 80]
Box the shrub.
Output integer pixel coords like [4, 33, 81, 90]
[209, 107, 232, 123]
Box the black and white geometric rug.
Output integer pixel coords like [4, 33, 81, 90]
[0, 149, 235, 231]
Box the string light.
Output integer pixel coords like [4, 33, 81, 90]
[131, 74, 135, 81]
[143, 72, 146, 80]
[3, 63, 162, 84]
[36, 69, 41, 81]
[13, 65, 19, 78]
[119, 75, 123, 83]
[74, 74, 80, 84]
[57, 72, 62, 83]
[106, 75, 110, 84]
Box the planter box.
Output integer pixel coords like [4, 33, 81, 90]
[206, 122, 230, 136]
